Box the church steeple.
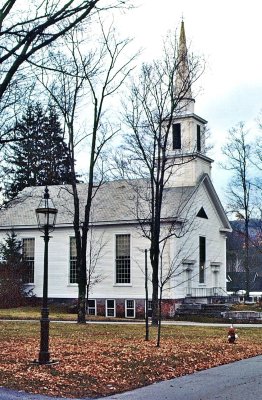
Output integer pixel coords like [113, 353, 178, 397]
[165, 20, 213, 188]
[175, 20, 195, 114]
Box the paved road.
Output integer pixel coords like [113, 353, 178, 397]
[104, 355, 262, 400]
[1, 355, 262, 400]
[0, 390, 67, 400]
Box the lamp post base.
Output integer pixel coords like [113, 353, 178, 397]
[31, 359, 59, 366]
[39, 350, 51, 365]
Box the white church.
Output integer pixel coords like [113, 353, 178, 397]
[0, 23, 231, 318]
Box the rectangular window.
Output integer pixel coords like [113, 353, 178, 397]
[125, 299, 135, 318]
[145, 300, 152, 317]
[116, 234, 131, 284]
[197, 125, 201, 151]
[87, 299, 96, 316]
[172, 123, 181, 150]
[70, 237, 77, 284]
[199, 236, 206, 283]
[106, 299, 115, 317]
[22, 238, 35, 283]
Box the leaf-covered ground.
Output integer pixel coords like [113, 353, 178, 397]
[1, 321, 262, 398]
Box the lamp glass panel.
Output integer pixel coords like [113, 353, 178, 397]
[36, 194, 57, 230]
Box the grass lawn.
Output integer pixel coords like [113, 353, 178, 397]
[0, 305, 76, 321]
[0, 305, 135, 322]
[1, 321, 262, 398]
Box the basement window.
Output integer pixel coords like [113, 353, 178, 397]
[125, 300, 135, 318]
[106, 299, 116, 317]
[87, 299, 96, 316]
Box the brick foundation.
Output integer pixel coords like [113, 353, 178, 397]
[48, 297, 178, 319]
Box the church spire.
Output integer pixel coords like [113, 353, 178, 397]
[175, 20, 194, 113]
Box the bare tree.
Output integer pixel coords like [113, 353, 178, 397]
[226, 228, 246, 273]
[86, 228, 108, 308]
[221, 122, 253, 298]
[155, 213, 199, 345]
[252, 114, 262, 222]
[117, 23, 204, 325]
[0, 0, 132, 144]
[255, 112, 262, 172]
[0, 0, 132, 98]
[37, 23, 136, 322]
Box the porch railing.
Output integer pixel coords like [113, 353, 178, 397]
[185, 287, 227, 297]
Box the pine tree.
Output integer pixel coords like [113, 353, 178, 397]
[0, 230, 22, 265]
[0, 231, 28, 308]
[3, 103, 72, 200]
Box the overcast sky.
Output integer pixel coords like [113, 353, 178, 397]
[116, 0, 262, 201]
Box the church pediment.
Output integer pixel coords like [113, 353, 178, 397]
[197, 173, 232, 232]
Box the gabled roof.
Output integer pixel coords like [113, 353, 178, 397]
[197, 173, 232, 232]
[0, 180, 196, 229]
[0, 174, 231, 232]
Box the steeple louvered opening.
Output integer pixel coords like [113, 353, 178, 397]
[172, 123, 181, 150]
[197, 124, 201, 151]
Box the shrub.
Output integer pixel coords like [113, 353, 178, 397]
[0, 230, 33, 308]
[0, 262, 29, 307]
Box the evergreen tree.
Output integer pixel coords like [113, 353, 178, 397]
[0, 230, 22, 265]
[0, 231, 28, 308]
[3, 103, 72, 199]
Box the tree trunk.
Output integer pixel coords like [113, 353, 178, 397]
[156, 287, 163, 347]
[151, 252, 159, 326]
[244, 219, 250, 299]
[150, 217, 161, 326]
[77, 278, 86, 324]
[145, 249, 149, 341]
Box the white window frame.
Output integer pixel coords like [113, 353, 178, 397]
[145, 300, 152, 317]
[114, 233, 132, 286]
[125, 299, 136, 318]
[147, 300, 152, 312]
[106, 299, 116, 317]
[87, 299, 97, 316]
[22, 237, 35, 284]
[69, 236, 77, 285]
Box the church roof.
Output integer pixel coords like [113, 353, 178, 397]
[0, 180, 197, 229]
[198, 173, 231, 231]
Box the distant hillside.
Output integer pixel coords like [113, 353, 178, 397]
[227, 219, 262, 274]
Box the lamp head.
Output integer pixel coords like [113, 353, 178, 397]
[36, 186, 58, 232]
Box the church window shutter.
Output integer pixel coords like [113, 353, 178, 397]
[199, 236, 206, 284]
[197, 124, 201, 151]
[172, 123, 181, 150]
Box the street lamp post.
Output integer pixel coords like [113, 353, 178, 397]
[35, 186, 58, 365]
